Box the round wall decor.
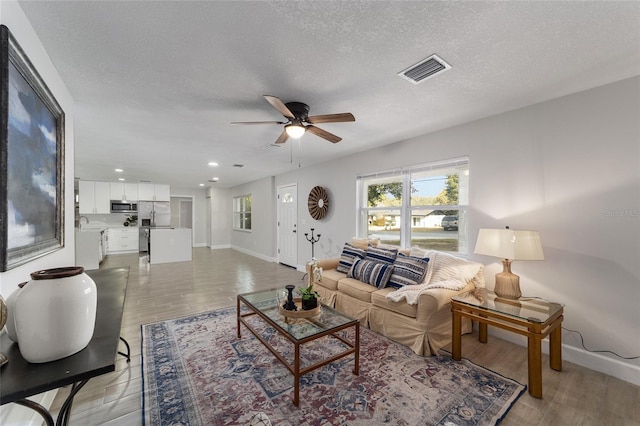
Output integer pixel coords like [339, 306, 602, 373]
[308, 186, 329, 220]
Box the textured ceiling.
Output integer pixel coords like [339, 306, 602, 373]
[17, 1, 640, 188]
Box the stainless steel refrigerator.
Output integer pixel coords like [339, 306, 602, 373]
[138, 201, 170, 251]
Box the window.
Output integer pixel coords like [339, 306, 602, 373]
[233, 194, 252, 231]
[357, 156, 469, 253]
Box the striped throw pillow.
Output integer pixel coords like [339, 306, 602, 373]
[387, 253, 430, 289]
[365, 246, 398, 265]
[348, 259, 394, 289]
[336, 243, 366, 274]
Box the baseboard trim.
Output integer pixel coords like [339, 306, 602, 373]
[208, 244, 231, 250]
[487, 328, 640, 386]
[230, 246, 275, 263]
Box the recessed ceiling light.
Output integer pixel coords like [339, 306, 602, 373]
[199, 183, 205, 187]
[208, 161, 219, 167]
[208, 177, 219, 182]
[115, 168, 123, 172]
[118, 178, 125, 181]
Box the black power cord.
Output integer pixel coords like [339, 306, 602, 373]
[520, 295, 639, 360]
[562, 327, 640, 360]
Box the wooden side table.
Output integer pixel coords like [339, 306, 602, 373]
[451, 288, 563, 398]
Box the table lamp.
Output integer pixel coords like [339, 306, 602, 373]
[474, 226, 544, 299]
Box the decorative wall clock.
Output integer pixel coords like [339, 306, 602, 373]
[308, 186, 329, 220]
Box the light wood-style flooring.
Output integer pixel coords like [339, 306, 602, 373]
[44, 248, 639, 425]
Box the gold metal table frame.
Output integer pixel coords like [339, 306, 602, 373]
[237, 289, 360, 406]
[451, 289, 563, 398]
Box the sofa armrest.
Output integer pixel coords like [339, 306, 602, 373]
[306, 258, 340, 273]
[415, 280, 475, 323]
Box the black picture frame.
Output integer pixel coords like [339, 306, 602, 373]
[0, 25, 65, 271]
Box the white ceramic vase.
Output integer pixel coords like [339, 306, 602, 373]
[5, 281, 26, 342]
[13, 266, 97, 363]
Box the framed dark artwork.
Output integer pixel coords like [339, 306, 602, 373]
[0, 25, 65, 271]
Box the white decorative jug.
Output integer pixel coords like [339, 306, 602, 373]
[5, 281, 26, 342]
[13, 266, 97, 363]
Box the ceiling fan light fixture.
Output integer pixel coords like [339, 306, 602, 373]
[285, 123, 306, 139]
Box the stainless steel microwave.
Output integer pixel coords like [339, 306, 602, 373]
[110, 200, 137, 213]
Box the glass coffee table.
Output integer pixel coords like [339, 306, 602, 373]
[237, 288, 360, 406]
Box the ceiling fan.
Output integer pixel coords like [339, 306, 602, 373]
[231, 95, 355, 144]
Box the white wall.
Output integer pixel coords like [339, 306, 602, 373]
[267, 76, 639, 384]
[207, 186, 231, 249]
[228, 176, 275, 261]
[0, 1, 75, 423]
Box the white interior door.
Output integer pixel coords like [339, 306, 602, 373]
[277, 184, 297, 268]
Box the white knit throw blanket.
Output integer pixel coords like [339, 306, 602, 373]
[386, 251, 483, 305]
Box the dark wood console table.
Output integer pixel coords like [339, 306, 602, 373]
[0, 267, 130, 426]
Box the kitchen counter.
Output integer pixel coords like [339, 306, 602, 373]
[149, 228, 192, 264]
[75, 229, 108, 270]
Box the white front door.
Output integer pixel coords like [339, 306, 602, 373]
[277, 184, 297, 268]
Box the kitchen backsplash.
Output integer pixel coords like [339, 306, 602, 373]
[80, 213, 138, 227]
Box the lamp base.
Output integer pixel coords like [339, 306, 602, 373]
[494, 259, 521, 299]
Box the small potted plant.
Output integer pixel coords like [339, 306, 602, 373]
[298, 283, 319, 310]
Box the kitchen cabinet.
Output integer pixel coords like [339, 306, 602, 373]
[110, 183, 139, 201]
[100, 230, 108, 261]
[138, 183, 170, 202]
[149, 228, 192, 264]
[79, 180, 110, 214]
[75, 229, 107, 270]
[107, 227, 139, 253]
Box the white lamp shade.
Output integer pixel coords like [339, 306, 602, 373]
[474, 228, 544, 261]
[285, 124, 306, 139]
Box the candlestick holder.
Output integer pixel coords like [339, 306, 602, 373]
[283, 285, 298, 311]
[304, 228, 321, 259]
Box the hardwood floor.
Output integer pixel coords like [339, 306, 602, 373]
[46, 248, 639, 425]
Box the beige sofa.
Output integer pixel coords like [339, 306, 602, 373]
[306, 242, 484, 356]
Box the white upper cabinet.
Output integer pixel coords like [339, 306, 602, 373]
[138, 183, 170, 201]
[110, 182, 139, 201]
[154, 184, 170, 201]
[79, 181, 111, 214]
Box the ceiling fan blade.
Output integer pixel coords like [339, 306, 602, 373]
[264, 95, 295, 119]
[306, 113, 355, 124]
[274, 129, 290, 144]
[230, 120, 286, 125]
[306, 125, 342, 143]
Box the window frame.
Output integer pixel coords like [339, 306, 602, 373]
[233, 194, 252, 231]
[356, 156, 469, 254]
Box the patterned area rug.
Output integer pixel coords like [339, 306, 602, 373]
[142, 307, 525, 425]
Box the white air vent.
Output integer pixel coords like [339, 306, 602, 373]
[261, 143, 283, 150]
[398, 54, 451, 84]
